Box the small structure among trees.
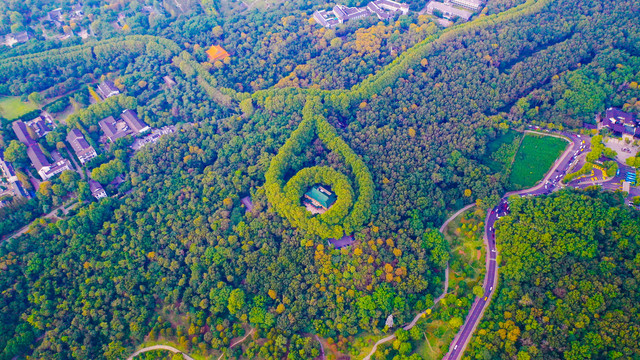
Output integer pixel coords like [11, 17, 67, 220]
[206, 45, 230, 62]
[303, 184, 337, 214]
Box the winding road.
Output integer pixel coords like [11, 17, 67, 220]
[127, 130, 625, 360]
[444, 130, 588, 360]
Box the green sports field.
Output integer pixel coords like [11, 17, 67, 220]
[508, 133, 568, 190]
[0, 96, 39, 120]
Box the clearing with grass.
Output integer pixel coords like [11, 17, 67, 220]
[0, 96, 39, 120]
[508, 133, 568, 190]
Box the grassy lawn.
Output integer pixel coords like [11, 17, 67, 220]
[508, 133, 568, 190]
[481, 130, 523, 173]
[0, 96, 39, 120]
[415, 320, 457, 360]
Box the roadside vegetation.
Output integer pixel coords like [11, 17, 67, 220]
[0, 0, 639, 358]
[466, 190, 640, 359]
[372, 206, 487, 359]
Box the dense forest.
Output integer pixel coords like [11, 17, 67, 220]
[465, 190, 640, 360]
[0, 0, 639, 358]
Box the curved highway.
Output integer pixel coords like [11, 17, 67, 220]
[444, 130, 586, 360]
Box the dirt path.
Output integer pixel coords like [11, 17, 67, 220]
[126, 345, 194, 360]
[315, 335, 326, 360]
[361, 204, 470, 360]
[217, 328, 255, 360]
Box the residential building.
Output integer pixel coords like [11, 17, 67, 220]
[241, 196, 254, 212]
[450, 0, 483, 11]
[12, 120, 35, 145]
[425, 1, 472, 21]
[25, 117, 52, 138]
[71, 4, 84, 19]
[121, 109, 150, 134]
[206, 45, 230, 62]
[314, 0, 409, 28]
[12, 32, 31, 44]
[0, 154, 18, 183]
[27, 144, 71, 180]
[600, 108, 640, 139]
[11, 181, 29, 198]
[367, 2, 392, 20]
[89, 180, 107, 199]
[163, 76, 177, 88]
[48, 8, 63, 22]
[304, 185, 337, 211]
[96, 80, 120, 99]
[333, 5, 371, 23]
[99, 116, 130, 142]
[131, 125, 176, 151]
[313, 10, 340, 28]
[372, 0, 409, 15]
[67, 129, 97, 164]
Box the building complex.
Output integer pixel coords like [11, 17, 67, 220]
[425, 1, 473, 21]
[313, 0, 409, 28]
[303, 185, 337, 212]
[99, 109, 150, 143]
[599, 108, 640, 139]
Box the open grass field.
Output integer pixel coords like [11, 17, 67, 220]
[508, 133, 568, 189]
[0, 96, 39, 120]
[481, 130, 523, 173]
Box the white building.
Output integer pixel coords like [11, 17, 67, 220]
[450, 0, 483, 11]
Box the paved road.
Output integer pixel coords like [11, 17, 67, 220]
[2, 201, 80, 242]
[444, 130, 584, 360]
[126, 345, 194, 360]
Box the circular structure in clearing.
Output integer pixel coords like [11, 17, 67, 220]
[283, 166, 354, 226]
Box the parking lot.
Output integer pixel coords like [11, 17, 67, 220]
[603, 137, 639, 162]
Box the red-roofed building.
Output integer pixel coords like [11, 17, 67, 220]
[206, 45, 230, 62]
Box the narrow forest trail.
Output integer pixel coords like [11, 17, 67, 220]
[126, 345, 195, 360]
[360, 203, 473, 359]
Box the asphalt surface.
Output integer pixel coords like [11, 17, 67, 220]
[445, 131, 587, 360]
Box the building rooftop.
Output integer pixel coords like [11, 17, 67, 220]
[0, 154, 16, 178]
[206, 45, 230, 62]
[328, 235, 354, 249]
[305, 185, 337, 209]
[99, 116, 130, 141]
[27, 145, 51, 171]
[67, 129, 90, 152]
[97, 80, 120, 99]
[26, 117, 51, 138]
[601, 108, 638, 137]
[12, 120, 35, 145]
[121, 109, 149, 134]
[11, 181, 29, 198]
[89, 179, 106, 197]
[426, 1, 473, 21]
